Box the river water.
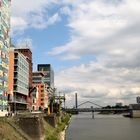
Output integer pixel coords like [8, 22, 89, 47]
[66, 112, 140, 140]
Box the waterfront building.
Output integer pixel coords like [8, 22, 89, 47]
[15, 48, 33, 110]
[15, 48, 32, 88]
[37, 64, 54, 87]
[32, 72, 48, 111]
[0, 0, 11, 112]
[129, 104, 140, 118]
[32, 71, 45, 84]
[8, 48, 29, 112]
[136, 96, 140, 104]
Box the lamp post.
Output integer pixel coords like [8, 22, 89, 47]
[2, 94, 3, 112]
[64, 94, 66, 109]
[14, 93, 16, 114]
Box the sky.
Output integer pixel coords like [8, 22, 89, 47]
[11, 0, 140, 107]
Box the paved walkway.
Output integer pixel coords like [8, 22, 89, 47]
[0, 111, 8, 117]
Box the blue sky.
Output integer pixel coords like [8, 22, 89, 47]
[11, 0, 140, 107]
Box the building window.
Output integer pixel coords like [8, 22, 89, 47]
[41, 94, 44, 97]
[33, 98, 35, 103]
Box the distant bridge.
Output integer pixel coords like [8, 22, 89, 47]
[64, 100, 129, 114]
[77, 101, 103, 108]
[65, 108, 129, 113]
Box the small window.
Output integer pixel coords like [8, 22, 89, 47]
[41, 94, 44, 97]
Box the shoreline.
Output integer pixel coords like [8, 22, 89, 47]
[60, 116, 72, 140]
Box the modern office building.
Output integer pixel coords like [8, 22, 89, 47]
[0, 0, 11, 112]
[15, 48, 33, 110]
[8, 48, 29, 112]
[32, 71, 45, 84]
[15, 48, 32, 88]
[32, 72, 48, 111]
[37, 64, 54, 87]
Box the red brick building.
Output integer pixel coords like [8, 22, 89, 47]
[32, 83, 48, 111]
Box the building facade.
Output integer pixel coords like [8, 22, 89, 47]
[32, 71, 45, 84]
[37, 64, 54, 87]
[31, 72, 48, 111]
[136, 96, 140, 104]
[8, 48, 29, 112]
[15, 48, 33, 110]
[15, 48, 32, 88]
[0, 0, 11, 112]
[32, 83, 48, 111]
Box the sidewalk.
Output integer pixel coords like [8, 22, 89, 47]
[0, 111, 8, 117]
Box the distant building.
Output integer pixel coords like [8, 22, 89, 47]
[129, 104, 140, 118]
[37, 64, 54, 87]
[136, 96, 140, 104]
[116, 103, 123, 107]
[0, 0, 11, 113]
[32, 72, 48, 111]
[32, 71, 45, 84]
[8, 48, 29, 112]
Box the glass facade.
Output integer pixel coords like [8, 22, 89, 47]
[0, 0, 10, 111]
[37, 64, 54, 87]
[14, 52, 29, 96]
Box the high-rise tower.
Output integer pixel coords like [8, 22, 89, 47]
[0, 0, 11, 112]
[37, 64, 54, 88]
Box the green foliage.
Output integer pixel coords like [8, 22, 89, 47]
[58, 113, 71, 132]
[47, 135, 59, 140]
[0, 118, 25, 140]
[44, 113, 71, 140]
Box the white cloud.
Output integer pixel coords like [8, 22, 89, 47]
[55, 60, 140, 107]
[50, 0, 140, 106]
[11, 0, 140, 107]
[49, 0, 140, 58]
[11, 0, 60, 34]
[11, 17, 28, 35]
[16, 37, 33, 50]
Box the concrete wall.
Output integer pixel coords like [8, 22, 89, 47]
[18, 116, 44, 140]
[131, 110, 140, 118]
[44, 114, 57, 128]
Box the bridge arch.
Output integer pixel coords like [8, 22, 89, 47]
[77, 101, 103, 108]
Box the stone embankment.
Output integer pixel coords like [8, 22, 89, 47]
[0, 113, 71, 140]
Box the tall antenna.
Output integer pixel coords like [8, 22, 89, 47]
[75, 93, 78, 109]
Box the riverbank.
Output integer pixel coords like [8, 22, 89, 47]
[0, 118, 27, 140]
[44, 113, 71, 140]
[59, 115, 71, 140]
[0, 113, 71, 140]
